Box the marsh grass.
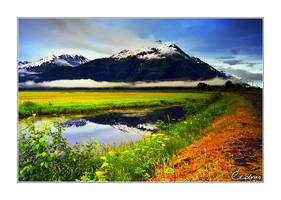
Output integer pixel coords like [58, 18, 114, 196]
[18, 91, 210, 117]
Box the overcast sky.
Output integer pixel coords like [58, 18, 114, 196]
[18, 18, 263, 86]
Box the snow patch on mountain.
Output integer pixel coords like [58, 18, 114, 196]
[18, 54, 89, 68]
[111, 41, 190, 60]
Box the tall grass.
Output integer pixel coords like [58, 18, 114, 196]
[18, 91, 210, 117]
[18, 93, 237, 181]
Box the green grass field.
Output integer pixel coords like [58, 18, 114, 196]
[19, 90, 210, 117]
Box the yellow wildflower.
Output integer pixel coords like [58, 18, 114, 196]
[101, 162, 109, 168]
[96, 171, 106, 177]
[100, 156, 107, 161]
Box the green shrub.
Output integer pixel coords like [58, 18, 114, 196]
[18, 114, 103, 181]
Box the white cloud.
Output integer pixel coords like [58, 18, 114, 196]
[19, 77, 239, 89]
[205, 57, 262, 74]
[18, 69, 38, 77]
[25, 19, 156, 60]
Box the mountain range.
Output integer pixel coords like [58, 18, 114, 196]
[18, 41, 226, 83]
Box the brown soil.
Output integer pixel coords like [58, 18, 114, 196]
[150, 94, 263, 182]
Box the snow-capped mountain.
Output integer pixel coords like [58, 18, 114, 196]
[19, 41, 226, 83]
[111, 40, 191, 60]
[18, 54, 89, 69]
[110, 40, 217, 68]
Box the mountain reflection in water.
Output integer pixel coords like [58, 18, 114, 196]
[21, 106, 187, 146]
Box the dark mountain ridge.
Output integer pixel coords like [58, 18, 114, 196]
[19, 42, 226, 83]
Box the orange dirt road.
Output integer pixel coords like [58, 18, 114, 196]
[151, 94, 262, 182]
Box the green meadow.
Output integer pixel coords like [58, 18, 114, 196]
[18, 90, 210, 117]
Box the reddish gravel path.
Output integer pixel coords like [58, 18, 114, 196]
[150, 94, 262, 182]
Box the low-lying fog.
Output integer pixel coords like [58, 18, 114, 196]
[19, 77, 243, 88]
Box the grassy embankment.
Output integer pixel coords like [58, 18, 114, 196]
[151, 93, 262, 181]
[19, 90, 209, 117]
[18, 91, 238, 181]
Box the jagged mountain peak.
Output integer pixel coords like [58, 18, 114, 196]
[18, 54, 89, 68]
[111, 41, 191, 60]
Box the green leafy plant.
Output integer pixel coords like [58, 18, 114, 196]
[18, 115, 102, 181]
[165, 167, 174, 174]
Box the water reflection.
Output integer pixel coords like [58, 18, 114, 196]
[19, 105, 187, 146]
[61, 121, 146, 146]
[83, 106, 186, 128]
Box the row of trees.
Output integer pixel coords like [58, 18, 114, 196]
[196, 80, 250, 91]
